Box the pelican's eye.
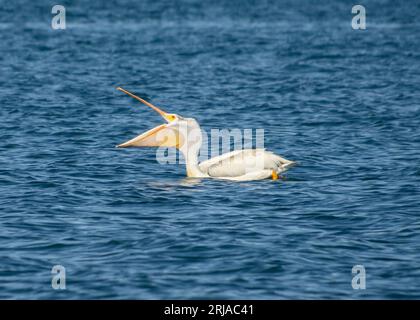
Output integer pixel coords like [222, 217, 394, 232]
[166, 114, 177, 122]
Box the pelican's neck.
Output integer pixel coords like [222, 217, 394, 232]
[178, 120, 207, 178]
[180, 138, 208, 177]
[183, 144, 204, 177]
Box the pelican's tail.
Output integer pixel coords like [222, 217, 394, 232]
[280, 161, 297, 171]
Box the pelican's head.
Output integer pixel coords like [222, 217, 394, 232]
[116, 87, 201, 151]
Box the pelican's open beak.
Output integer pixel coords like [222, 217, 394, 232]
[116, 87, 181, 148]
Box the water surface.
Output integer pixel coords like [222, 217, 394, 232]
[1, 0, 420, 299]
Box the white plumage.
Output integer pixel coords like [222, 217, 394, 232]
[199, 149, 295, 180]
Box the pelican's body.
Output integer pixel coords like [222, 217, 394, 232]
[198, 149, 295, 181]
[116, 87, 295, 181]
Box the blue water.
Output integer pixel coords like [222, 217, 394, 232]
[1, 0, 420, 299]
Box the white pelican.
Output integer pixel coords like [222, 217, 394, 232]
[116, 87, 295, 181]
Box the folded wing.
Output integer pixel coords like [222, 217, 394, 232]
[199, 149, 295, 178]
